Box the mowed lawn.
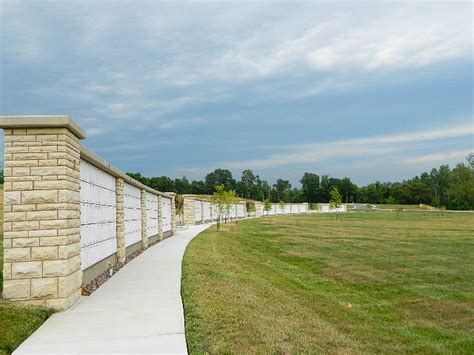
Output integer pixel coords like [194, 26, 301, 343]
[182, 212, 474, 354]
[0, 188, 54, 355]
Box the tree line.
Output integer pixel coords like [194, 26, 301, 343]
[127, 155, 474, 210]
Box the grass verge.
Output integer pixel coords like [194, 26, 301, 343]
[0, 304, 54, 355]
[182, 211, 474, 353]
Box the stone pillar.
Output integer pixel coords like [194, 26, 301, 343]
[255, 202, 263, 218]
[169, 193, 177, 234]
[183, 196, 195, 225]
[141, 189, 148, 249]
[115, 177, 125, 263]
[157, 195, 163, 240]
[1, 116, 85, 310]
[303, 203, 309, 214]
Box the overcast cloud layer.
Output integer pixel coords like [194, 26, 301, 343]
[0, 0, 472, 185]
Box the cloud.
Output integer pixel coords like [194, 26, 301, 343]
[217, 121, 474, 170]
[403, 150, 472, 165]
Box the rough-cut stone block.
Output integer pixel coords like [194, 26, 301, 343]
[12, 238, 39, 247]
[12, 181, 33, 190]
[28, 145, 58, 153]
[15, 153, 48, 160]
[45, 291, 80, 310]
[12, 204, 37, 212]
[4, 231, 29, 239]
[36, 134, 58, 141]
[27, 210, 58, 221]
[57, 227, 80, 237]
[31, 246, 58, 260]
[58, 209, 80, 219]
[22, 190, 58, 204]
[39, 236, 69, 246]
[12, 261, 42, 278]
[31, 278, 58, 299]
[43, 255, 79, 277]
[5, 146, 29, 153]
[12, 220, 39, 231]
[30, 166, 67, 176]
[4, 191, 21, 204]
[3, 280, 30, 300]
[39, 219, 80, 230]
[42, 259, 69, 277]
[58, 190, 80, 203]
[5, 247, 30, 262]
[34, 180, 73, 190]
[58, 270, 82, 298]
[5, 160, 39, 167]
[3, 238, 12, 248]
[38, 159, 59, 167]
[29, 229, 57, 238]
[4, 212, 27, 222]
[58, 242, 80, 259]
[3, 263, 12, 279]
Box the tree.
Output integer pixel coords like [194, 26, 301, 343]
[224, 190, 238, 222]
[263, 199, 272, 217]
[273, 179, 291, 202]
[300, 173, 320, 202]
[468, 153, 474, 169]
[279, 200, 285, 215]
[211, 185, 227, 231]
[205, 169, 236, 193]
[446, 163, 474, 210]
[240, 169, 257, 199]
[329, 187, 343, 220]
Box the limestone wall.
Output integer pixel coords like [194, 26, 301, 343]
[182, 195, 247, 225]
[0, 116, 176, 310]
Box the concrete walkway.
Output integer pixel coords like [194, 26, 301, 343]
[14, 224, 213, 354]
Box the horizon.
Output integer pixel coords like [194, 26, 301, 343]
[1, 1, 472, 186]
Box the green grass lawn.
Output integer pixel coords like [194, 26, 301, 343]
[0, 187, 54, 355]
[182, 211, 474, 354]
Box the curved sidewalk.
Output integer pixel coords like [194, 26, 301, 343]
[14, 224, 212, 354]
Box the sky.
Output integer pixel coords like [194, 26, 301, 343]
[0, 0, 472, 186]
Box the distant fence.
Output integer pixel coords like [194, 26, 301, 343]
[0, 116, 176, 310]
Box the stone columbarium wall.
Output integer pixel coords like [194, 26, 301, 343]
[1, 116, 176, 310]
[182, 195, 247, 225]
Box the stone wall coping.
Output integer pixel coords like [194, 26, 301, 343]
[182, 194, 247, 204]
[0, 115, 86, 139]
[81, 146, 171, 198]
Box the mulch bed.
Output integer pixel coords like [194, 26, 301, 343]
[82, 238, 162, 295]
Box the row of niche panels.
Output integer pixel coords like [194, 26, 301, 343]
[124, 182, 142, 247]
[194, 200, 202, 223]
[146, 192, 159, 238]
[203, 201, 211, 220]
[162, 196, 172, 232]
[80, 159, 117, 270]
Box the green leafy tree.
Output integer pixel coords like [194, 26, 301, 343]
[273, 179, 291, 202]
[239, 169, 257, 199]
[211, 185, 227, 231]
[329, 187, 343, 220]
[263, 199, 272, 217]
[279, 200, 285, 215]
[205, 169, 236, 193]
[300, 173, 320, 202]
[225, 190, 238, 222]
